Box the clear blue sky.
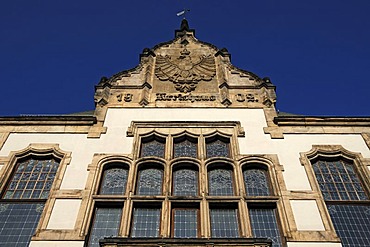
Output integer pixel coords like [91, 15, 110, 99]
[1, 1, 369, 116]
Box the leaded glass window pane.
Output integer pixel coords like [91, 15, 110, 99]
[249, 208, 282, 247]
[4, 158, 59, 199]
[137, 168, 163, 195]
[244, 169, 270, 196]
[87, 207, 122, 247]
[0, 203, 43, 247]
[206, 139, 229, 158]
[312, 160, 368, 201]
[100, 167, 128, 195]
[210, 208, 239, 238]
[327, 204, 370, 247]
[131, 208, 161, 237]
[173, 209, 198, 238]
[173, 169, 198, 196]
[140, 139, 165, 158]
[174, 139, 197, 158]
[208, 168, 234, 196]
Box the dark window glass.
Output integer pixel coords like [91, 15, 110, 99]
[4, 158, 59, 199]
[0, 157, 60, 247]
[173, 209, 198, 238]
[312, 158, 369, 247]
[136, 168, 163, 195]
[244, 169, 271, 196]
[327, 204, 370, 247]
[206, 139, 229, 158]
[131, 208, 161, 237]
[87, 207, 122, 247]
[312, 160, 368, 201]
[208, 168, 234, 196]
[210, 208, 239, 238]
[140, 139, 165, 158]
[173, 169, 198, 196]
[99, 167, 128, 195]
[249, 208, 282, 247]
[0, 203, 43, 247]
[174, 139, 197, 158]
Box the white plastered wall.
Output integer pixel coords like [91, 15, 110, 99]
[1, 108, 369, 232]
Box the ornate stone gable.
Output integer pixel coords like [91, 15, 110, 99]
[93, 20, 276, 110]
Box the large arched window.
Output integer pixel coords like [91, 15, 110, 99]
[136, 167, 163, 195]
[0, 156, 60, 246]
[99, 165, 129, 195]
[208, 166, 234, 196]
[311, 157, 369, 247]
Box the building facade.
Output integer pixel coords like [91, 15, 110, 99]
[0, 20, 369, 247]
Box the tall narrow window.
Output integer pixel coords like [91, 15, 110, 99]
[140, 137, 165, 158]
[210, 206, 239, 238]
[243, 168, 271, 196]
[0, 156, 60, 246]
[99, 166, 128, 195]
[208, 167, 234, 196]
[131, 207, 161, 237]
[172, 207, 199, 238]
[206, 137, 230, 158]
[173, 137, 197, 158]
[173, 168, 198, 196]
[136, 167, 163, 195]
[87, 207, 122, 247]
[312, 158, 370, 247]
[249, 207, 282, 247]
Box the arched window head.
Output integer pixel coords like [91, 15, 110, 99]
[208, 165, 234, 196]
[140, 136, 166, 158]
[3, 156, 60, 199]
[243, 166, 271, 196]
[136, 166, 163, 195]
[173, 166, 198, 196]
[312, 158, 368, 201]
[99, 164, 129, 195]
[173, 136, 197, 158]
[205, 136, 230, 159]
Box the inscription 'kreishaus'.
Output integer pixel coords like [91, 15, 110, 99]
[156, 93, 216, 103]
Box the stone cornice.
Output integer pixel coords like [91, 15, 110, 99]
[274, 116, 370, 126]
[0, 116, 97, 126]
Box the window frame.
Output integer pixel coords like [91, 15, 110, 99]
[0, 144, 69, 245]
[301, 145, 370, 245]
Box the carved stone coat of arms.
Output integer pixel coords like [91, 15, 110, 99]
[155, 49, 216, 92]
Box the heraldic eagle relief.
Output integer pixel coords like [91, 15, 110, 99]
[155, 48, 216, 93]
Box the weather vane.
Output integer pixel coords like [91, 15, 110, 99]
[176, 9, 190, 19]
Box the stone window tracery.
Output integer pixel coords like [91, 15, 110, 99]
[87, 128, 283, 247]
